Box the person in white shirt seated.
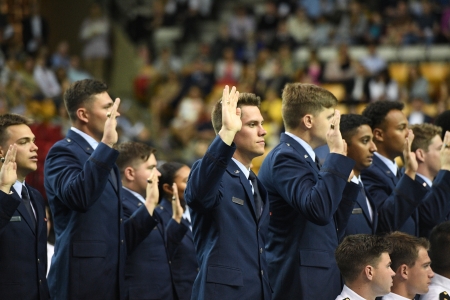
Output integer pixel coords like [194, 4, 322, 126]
[383, 232, 434, 300]
[335, 234, 395, 300]
[420, 221, 450, 300]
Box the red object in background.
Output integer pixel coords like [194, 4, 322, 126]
[27, 122, 63, 203]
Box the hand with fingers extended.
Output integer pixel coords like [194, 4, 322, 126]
[327, 110, 346, 155]
[0, 144, 17, 194]
[101, 98, 121, 148]
[171, 183, 184, 223]
[403, 129, 418, 179]
[219, 85, 241, 146]
[440, 131, 450, 171]
[145, 169, 159, 216]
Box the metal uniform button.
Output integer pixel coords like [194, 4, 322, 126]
[121, 240, 124, 244]
[120, 218, 123, 223]
[260, 248, 263, 254]
[261, 270, 264, 276]
[37, 258, 40, 264]
[39, 279, 42, 284]
[169, 261, 172, 264]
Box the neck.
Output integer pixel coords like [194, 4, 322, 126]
[353, 168, 361, 178]
[347, 282, 377, 300]
[74, 123, 101, 142]
[232, 152, 252, 169]
[287, 128, 324, 150]
[391, 283, 415, 300]
[374, 145, 397, 161]
[416, 164, 435, 181]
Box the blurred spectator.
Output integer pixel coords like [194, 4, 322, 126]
[277, 44, 296, 78]
[309, 15, 333, 46]
[286, 7, 314, 46]
[408, 97, 434, 125]
[133, 44, 158, 105]
[345, 61, 370, 103]
[441, 4, 450, 42]
[323, 44, 355, 83]
[51, 41, 71, 70]
[414, 1, 440, 45]
[299, 0, 335, 19]
[154, 47, 182, 77]
[211, 24, 238, 62]
[22, 3, 49, 56]
[365, 12, 384, 44]
[228, 6, 255, 43]
[79, 3, 110, 81]
[33, 54, 61, 99]
[214, 47, 243, 86]
[0, 2, 14, 56]
[67, 55, 93, 83]
[181, 49, 214, 98]
[270, 19, 296, 50]
[404, 64, 430, 103]
[303, 49, 324, 84]
[368, 68, 400, 102]
[257, 2, 280, 45]
[360, 43, 387, 76]
[335, 1, 368, 45]
[16, 56, 41, 98]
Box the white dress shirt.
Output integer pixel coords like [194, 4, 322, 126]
[335, 285, 367, 300]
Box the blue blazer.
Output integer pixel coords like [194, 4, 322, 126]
[416, 171, 450, 237]
[258, 133, 359, 300]
[44, 130, 157, 300]
[185, 136, 272, 300]
[360, 155, 428, 236]
[156, 199, 198, 300]
[122, 188, 187, 300]
[0, 185, 49, 299]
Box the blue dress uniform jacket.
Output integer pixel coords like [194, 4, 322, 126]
[258, 133, 359, 300]
[157, 198, 198, 300]
[361, 155, 429, 236]
[416, 171, 450, 237]
[122, 188, 187, 300]
[0, 185, 50, 300]
[185, 136, 272, 300]
[44, 130, 157, 300]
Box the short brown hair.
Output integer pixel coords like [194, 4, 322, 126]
[281, 83, 337, 131]
[410, 123, 442, 152]
[0, 113, 32, 147]
[335, 234, 393, 283]
[386, 231, 430, 271]
[114, 142, 156, 175]
[64, 79, 108, 122]
[211, 92, 261, 134]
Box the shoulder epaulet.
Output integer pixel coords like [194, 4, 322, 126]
[440, 291, 450, 300]
[342, 298, 350, 300]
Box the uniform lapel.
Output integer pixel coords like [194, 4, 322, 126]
[373, 155, 398, 186]
[280, 133, 319, 173]
[11, 187, 36, 235]
[227, 161, 258, 221]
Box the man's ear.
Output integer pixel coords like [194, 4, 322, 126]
[399, 264, 408, 280]
[373, 128, 384, 142]
[123, 166, 135, 182]
[415, 148, 426, 163]
[303, 114, 313, 129]
[76, 108, 89, 123]
[364, 265, 374, 280]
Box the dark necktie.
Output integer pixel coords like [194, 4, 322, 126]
[21, 186, 36, 227]
[110, 168, 118, 191]
[359, 182, 372, 224]
[248, 172, 262, 219]
[396, 166, 402, 180]
[315, 156, 322, 171]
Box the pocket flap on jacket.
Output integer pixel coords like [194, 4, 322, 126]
[299, 250, 332, 268]
[206, 265, 244, 287]
[72, 242, 107, 258]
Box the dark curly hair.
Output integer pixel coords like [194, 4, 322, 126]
[362, 101, 404, 130]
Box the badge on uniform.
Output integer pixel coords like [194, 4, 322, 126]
[232, 197, 244, 206]
[352, 208, 363, 214]
[10, 216, 21, 222]
[440, 291, 450, 300]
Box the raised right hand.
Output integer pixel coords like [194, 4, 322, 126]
[101, 98, 120, 148]
[0, 144, 17, 194]
[327, 110, 346, 155]
[218, 85, 241, 145]
[440, 131, 450, 171]
[403, 129, 418, 179]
